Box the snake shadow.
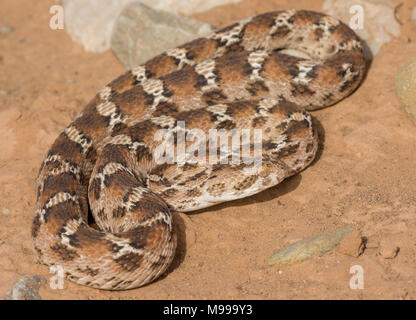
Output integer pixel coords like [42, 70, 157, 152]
[163, 116, 326, 277]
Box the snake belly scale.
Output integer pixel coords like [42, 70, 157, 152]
[31, 10, 366, 290]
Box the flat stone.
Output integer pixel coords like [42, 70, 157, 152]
[268, 226, 355, 268]
[111, 2, 214, 69]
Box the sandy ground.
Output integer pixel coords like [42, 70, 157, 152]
[0, 0, 415, 300]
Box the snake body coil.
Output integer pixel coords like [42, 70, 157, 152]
[32, 10, 366, 290]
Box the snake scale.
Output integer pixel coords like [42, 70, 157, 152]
[31, 10, 366, 290]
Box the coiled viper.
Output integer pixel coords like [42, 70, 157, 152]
[31, 10, 366, 290]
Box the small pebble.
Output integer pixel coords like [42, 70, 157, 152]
[378, 240, 399, 259]
[398, 288, 408, 300]
[2, 208, 10, 215]
[0, 25, 14, 35]
[365, 236, 379, 249]
[336, 230, 365, 257]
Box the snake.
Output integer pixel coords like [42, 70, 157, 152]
[31, 10, 366, 290]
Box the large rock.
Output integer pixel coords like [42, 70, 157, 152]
[111, 2, 214, 69]
[62, 0, 237, 53]
[139, 0, 242, 15]
[62, 0, 135, 52]
[3, 276, 46, 300]
[323, 0, 400, 59]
